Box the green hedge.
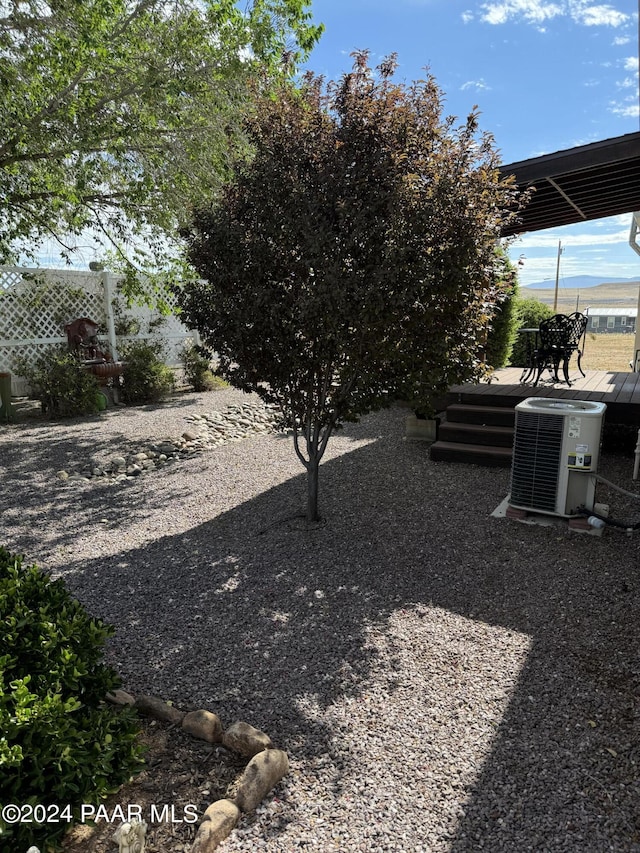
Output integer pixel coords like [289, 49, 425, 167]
[509, 297, 555, 367]
[0, 548, 144, 850]
[485, 251, 520, 370]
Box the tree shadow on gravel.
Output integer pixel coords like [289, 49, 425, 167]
[0, 391, 250, 557]
[4, 408, 640, 851]
[0, 422, 190, 560]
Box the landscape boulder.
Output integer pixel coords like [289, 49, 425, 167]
[134, 694, 185, 725]
[191, 800, 240, 853]
[222, 721, 272, 757]
[182, 709, 223, 743]
[234, 749, 289, 813]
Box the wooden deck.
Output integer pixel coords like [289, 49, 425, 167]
[447, 368, 640, 424]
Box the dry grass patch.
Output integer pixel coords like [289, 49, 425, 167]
[581, 333, 636, 372]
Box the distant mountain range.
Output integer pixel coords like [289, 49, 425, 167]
[524, 275, 638, 290]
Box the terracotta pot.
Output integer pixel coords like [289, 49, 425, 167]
[89, 361, 125, 380]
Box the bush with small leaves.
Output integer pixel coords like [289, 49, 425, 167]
[509, 298, 555, 367]
[484, 250, 520, 370]
[0, 548, 145, 850]
[181, 344, 229, 392]
[120, 339, 175, 404]
[180, 342, 223, 391]
[16, 348, 100, 418]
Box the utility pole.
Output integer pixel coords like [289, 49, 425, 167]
[553, 240, 563, 313]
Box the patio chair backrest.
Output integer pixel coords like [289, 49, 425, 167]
[538, 314, 571, 351]
[564, 312, 588, 350]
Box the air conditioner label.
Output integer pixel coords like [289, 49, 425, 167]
[568, 416, 581, 438]
[568, 453, 592, 469]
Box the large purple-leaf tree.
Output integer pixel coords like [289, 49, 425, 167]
[178, 52, 523, 522]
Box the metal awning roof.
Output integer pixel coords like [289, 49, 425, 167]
[500, 131, 640, 236]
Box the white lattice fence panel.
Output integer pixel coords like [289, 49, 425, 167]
[0, 281, 104, 342]
[0, 268, 24, 292]
[0, 268, 107, 393]
[0, 267, 197, 393]
[161, 334, 197, 366]
[112, 280, 196, 367]
[0, 270, 105, 337]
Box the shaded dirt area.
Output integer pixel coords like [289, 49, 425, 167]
[61, 718, 247, 853]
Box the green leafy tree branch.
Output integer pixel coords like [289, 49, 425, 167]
[0, 0, 322, 265]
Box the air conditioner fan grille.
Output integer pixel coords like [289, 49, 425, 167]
[511, 412, 563, 513]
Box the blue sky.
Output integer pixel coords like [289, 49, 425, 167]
[301, 0, 640, 286]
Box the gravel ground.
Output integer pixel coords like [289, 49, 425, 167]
[1, 388, 639, 853]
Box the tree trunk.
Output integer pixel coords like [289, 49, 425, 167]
[307, 454, 320, 523]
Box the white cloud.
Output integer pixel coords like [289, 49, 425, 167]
[613, 35, 631, 45]
[479, 0, 629, 27]
[514, 227, 630, 249]
[572, 3, 628, 27]
[461, 78, 491, 91]
[608, 55, 639, 116]
[598, 214, 632, 227]
[461, 10, 474, 23]
[480, 1, 563, 25]
[508, 214, 640, 285]
[510, 250, 640, 285]
[610, 100, 640, 118]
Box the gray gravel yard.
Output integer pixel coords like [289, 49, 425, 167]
[1, 389, 639, 852]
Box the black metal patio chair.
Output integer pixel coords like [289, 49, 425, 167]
[532, 313, 586, 387]
[563, 311, 588, 379]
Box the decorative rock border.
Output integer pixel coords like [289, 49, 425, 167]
[56, 401, 283, 485]
[106, 689, 288, 852]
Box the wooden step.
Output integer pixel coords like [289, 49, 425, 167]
[438, 421, 514, 448]
[429, 440, 512, 467]
[445, 403, 515, 428]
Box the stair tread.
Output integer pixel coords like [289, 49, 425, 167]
[438, 422, 514, 448]
[431, 440, 512, 456]
[440, 422, 514, 435]
[445, 403, 515, 427]
[446, 403, 516, 414]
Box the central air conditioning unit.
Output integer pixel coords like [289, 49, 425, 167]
[509, 398, 607, 518]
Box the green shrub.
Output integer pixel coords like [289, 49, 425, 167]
[181, 343, 216, 391]
[509, 297, 555, 367]
[485, 250, 520, 370]
[0, 548, 144, 850]
[16, 349, 100, 418]
[120, 340, 175, 404]
[180, 343, 228, 391]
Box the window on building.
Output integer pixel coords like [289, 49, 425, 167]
[591, 317, 599, 329]
[621, 316, 627, 326]
[607, 316, 615, 329]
